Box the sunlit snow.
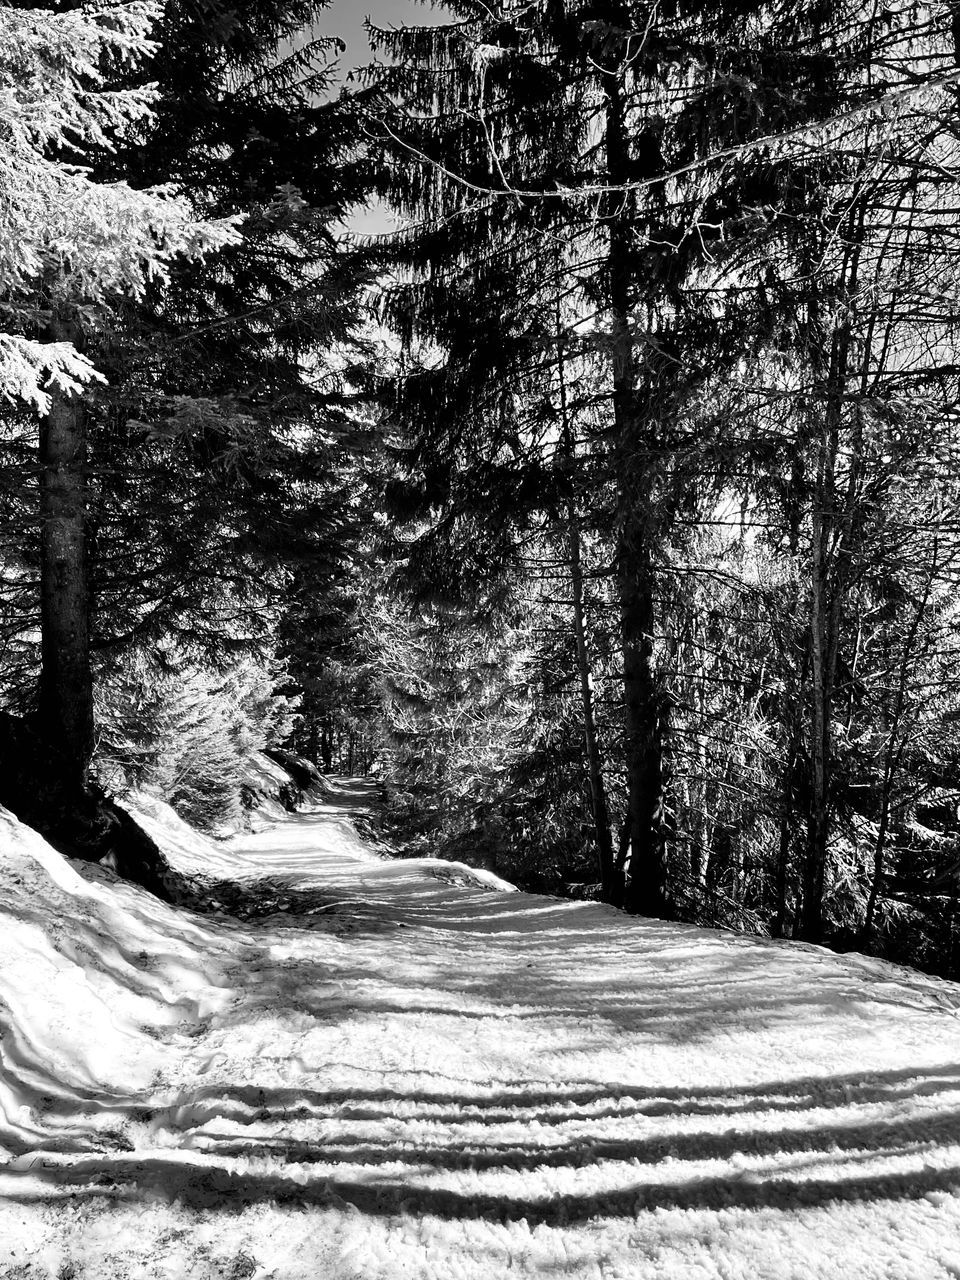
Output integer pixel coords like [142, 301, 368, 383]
[2, 782, 960, 1278]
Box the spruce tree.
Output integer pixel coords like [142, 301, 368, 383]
[363, 0, 832, 915]
[0, 0, 374, 857]
[84, 0, 374, 664]
[0, 0, 237, 839]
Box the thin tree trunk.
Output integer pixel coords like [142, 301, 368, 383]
[619, 529, 666, 917]
[773, 803, 792, 937]
[798, 196, 869, 942]
[37, 307, 94, 804]
[797, 216, 859, 941]
[555, 298, 620, 904]
[801, 480, 831, 941]
[568, 503, 620, 903]
[602, 69, 667, 918]
[689, 667, 708, 887]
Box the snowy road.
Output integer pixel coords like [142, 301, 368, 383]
[3, 781, 960, 1277]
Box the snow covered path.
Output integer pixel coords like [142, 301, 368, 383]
[3, 782, 960, 1277]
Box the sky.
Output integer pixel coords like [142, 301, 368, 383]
[315, 0, 450, 87]
[310, 0, 452, 237]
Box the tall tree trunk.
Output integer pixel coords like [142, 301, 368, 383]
[555, 301, 620, 904]
[773, 704, 804, 938]
[602, 67, 667, 918]
[801, 477, 831, 941]
[37, 308, 94, 805]
[568, 505, 621, 903]
[618, 521, 666, 917]
[799, 206, 863, 941]
[773, 804, 792, 937]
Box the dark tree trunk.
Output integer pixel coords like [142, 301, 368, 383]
[0, 312, 176, 893]
[798, 283, 856, 940]
[555, 299, 620, 905]
[800, 486, 831, 941]
[773, 726, 802, 938]
[602, 67, 667, 918]
[798, 202, 866, 942]
[36, 308, 94, 806]
[569, 504, 621, 904]
[618, 524, 667, 917]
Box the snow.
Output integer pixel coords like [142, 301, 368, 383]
[2, 780, 960, 1277]
[119, 789, 261, 877]
[237, 752, 301, 832]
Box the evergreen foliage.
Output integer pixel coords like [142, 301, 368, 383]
[0, 0, 372, 870]
[96, 648, 298, 830]
[357, 0, 960, 975]
[0, 0, 370, 776]
[0, 0, 376, 672]
[0, 1, 239, 410]
[4, 0, 960, 990]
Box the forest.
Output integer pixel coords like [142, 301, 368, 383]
[3, 0, 960, 981]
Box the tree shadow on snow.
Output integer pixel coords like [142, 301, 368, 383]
[5, 1143, 960, 1224]
[208, 937, 958, 1049]
[5, 1062, 960, 1224]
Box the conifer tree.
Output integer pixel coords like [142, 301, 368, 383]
[0, 0, 237, 837]
[80, 0, 374, 665]
[364, 0, 960, 941]
[363, 0, 830, 915]
[0, 0, 374, 856]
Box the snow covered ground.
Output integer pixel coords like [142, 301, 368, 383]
[2, 781, 960, 1278]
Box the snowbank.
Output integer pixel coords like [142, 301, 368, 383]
[0, 805, 237, 1137]
[239, 751, 298, 829]
[119, 789, 261, 879]
[423, 857, 518, 892]
[239, 750, 334, 832]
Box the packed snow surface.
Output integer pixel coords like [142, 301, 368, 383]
[2, 780, 960, 1278]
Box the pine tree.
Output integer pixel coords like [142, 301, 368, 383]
[80, 0, 374, 668]
[362, 0, 819, 915]
[363, 0, 960, 940]
[0, 0, 237, 837]
[0, 0, 375, 859]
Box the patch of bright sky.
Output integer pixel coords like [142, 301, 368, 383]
[312, 0, 453, 238]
